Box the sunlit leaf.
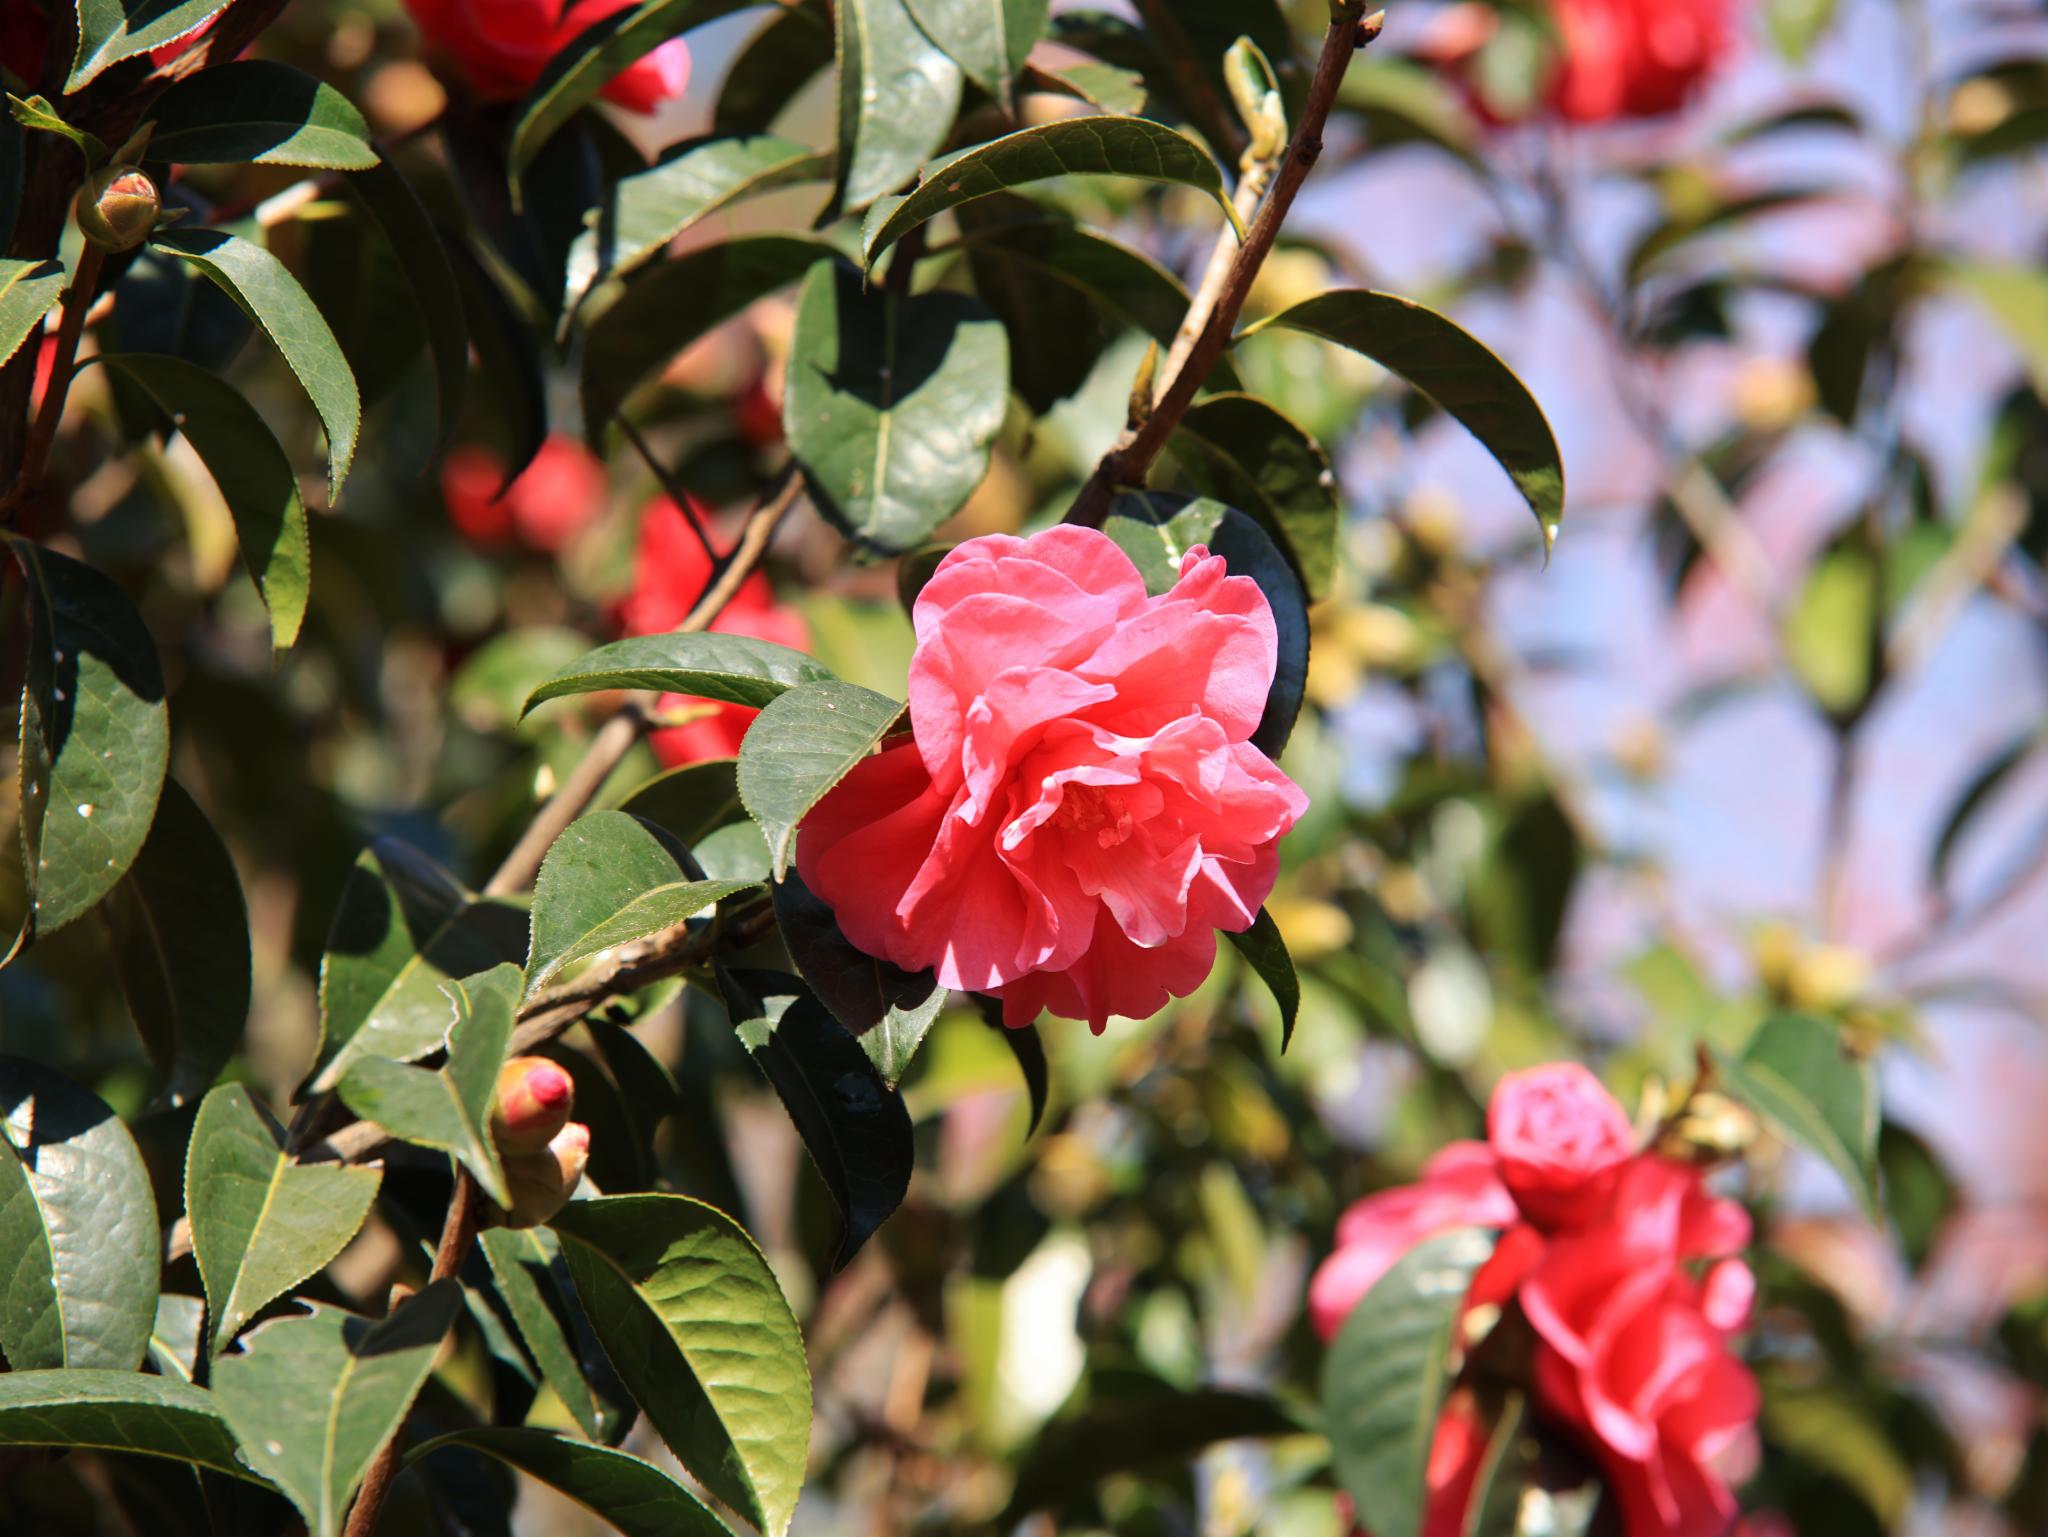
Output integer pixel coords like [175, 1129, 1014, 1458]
[1712, 1014, 1880, 1223]
[736, 679, 906, 877]
[408, 1427, 737, 1535]
[524, 632, 835, 716]
[145, 60, 376, 169]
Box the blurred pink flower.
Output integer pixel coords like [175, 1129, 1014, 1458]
[1490, 1062, 1639, 1228]
[403, 0, 690, 111]
[798, 527, 1306, 1030]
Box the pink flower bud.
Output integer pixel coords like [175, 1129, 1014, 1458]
[498, 1121, 591, 1230]
[490, 1056, 573, 1155]
[76, 166, 160, 252]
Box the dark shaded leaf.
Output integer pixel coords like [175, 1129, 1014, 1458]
[714, 0, 835, 134]
[736, 679, 906, 877]
[771, 867, 943, 1086]
[348, 158, 469, 454]
[617, 758, 748, 848]
[408, 1427, 737, 1535]
[476, 1226, 634, 1444]
[1225, 908, 1299, 1051]
[69, 0, 231, 90]
[1168, 393, 1338, 601]
[145, 60, 376, 169]
[1712, 1014, 1879, 1223]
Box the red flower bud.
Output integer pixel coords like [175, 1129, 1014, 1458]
[75, 166, 160, 252]
[490, 1056, 574, 1155]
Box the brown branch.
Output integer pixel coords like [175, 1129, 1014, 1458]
[10, 242, 105, 507]
[1066, 3, 1375, 529]
[481, 469, 804, 897]
[342, 1174, 479, 1537]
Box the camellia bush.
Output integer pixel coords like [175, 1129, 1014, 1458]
[2, 0, 2046, 1534]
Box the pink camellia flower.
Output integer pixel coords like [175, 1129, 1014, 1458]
[403, 0, 690, 112]
[1523, 1157, 1759, 1537]
[797, 526, 1307, 1031]
[621, 495, 809, 767]
[1489, 1062, 1638, 1229]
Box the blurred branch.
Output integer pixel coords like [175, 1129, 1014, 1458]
[481, 468, 803, 897]
[1066, 4, 1380, 528]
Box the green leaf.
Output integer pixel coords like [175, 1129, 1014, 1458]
[1768, 0, 1839, 63]
[509, 0, 758, 180]
[617, 758, 749, 848]
[770, 868, 943, 1086]
[476, 1226, 632, 1444]
[1240, 291, 1565, 556]
[1102, 490, 1308, 756]
[0, 1371, 255, 1480]
[348, 159, 468, 455]
[729, 981, 914, 1266]
[144, 61, 377, 169]
[862, 115, 1236, 266]
[334, 964, 523, 1208]
[1002, 1388, 1298, 1521]
[736, 679, 906, 878]
[714, 0, 835, 134]
[527, 811, 754, 993]
[99, 778, 251, 1106]
[446, 231, 548, 487]
[1712, 1014, 1880, 1223]
[1945, 261, 2048, 397]
[1931, 731, 2039, 894]
[211, 1283, 462, 1537]
[7, 92, 107, 160]
[552, 1194, 812, 1537]
[186, 1085, 381, 1354]
[311, 839, 529, 1093]
[523, 632, 835, 717]
[905, 0, 1047, 103]
[0, 257, 63, 369]
[1226, 908, 1299, 1051]
[580, 234, 830, 435]
[409, 1427, 737, 1535]
[1879, 1122, 1955, 1272]
[1464, 1394, 1534, 1537]
[835, 0, 964, 211]
[68, 0, 232, 90]
[0, 1056, 160, 1372]
[565, 134, 831, 317]
[150, 228, 362, 504]
[1167, 393, 1338, 602]
[92, 352, 311, 649]
[784, 261, 1008, 553]
[1322, 1227, 1496, 1537]
[1022, 59, 1147, 115]
[147, 1294, 206, 1381]
[6, 536, 168, 942]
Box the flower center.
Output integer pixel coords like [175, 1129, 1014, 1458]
[1051, 781, 1136, 849]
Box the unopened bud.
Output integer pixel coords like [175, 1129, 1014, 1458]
[499, 1122, 591, 1229]
[490, 1056, 574, 1155]
[76, 165, 160, 252]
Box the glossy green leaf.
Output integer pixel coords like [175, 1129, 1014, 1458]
[409, 1427, 737, 1536]
[1023, 59, 1146, 115]
[150, 228, 361, 503]
[565, 134, 832, 317]
[7, 92, 106, 160]
[509, 0, 758, 179]
[0, 257, 62, 369]
[6, 536, 169, 941]
[311, 839, 529, 1092]
[552, 1194, 812, 1537]
[477, 1226, 632, 1444]
[93, 352, 311, 649]
[211, 1284, 462, 1537]
[99, 779, 251, 1106]
[0, 1057, 160, 1372]
[0, 1371, 255, 1479]
[770, 868, 943, 1086]
[1003, 1388, 1298, 1520]
[617, 759, 749, 848]
[1226, 908, 1300, 1051]
[862, 115, 1235, 266]
[68, 0, 231, 90]
[731, 982, 914, 1266]
[1168, 393, 1338, 601]
[1241, 291, 1565, 556]
[1712, 1014, 1880, 1223]
[334, 964, 523, 1207]
[147, 1295, 206, 1382]
[783, 261, 1008, 553]
[580, 234, 830, 434]
[524, 632, 835, 717]
[186, 1085, 381, 1353]
[906, 0, 1047, 103]
[144, 60, 376, 169]
[1323, 1227, 1496, 1537]
[714, 0, 835, 133]
[737, 680, 906, 877]
[835, 0, 963, 211]
[348, 159, 468, 454]
[1103, 490, 1308, 756]
[527, 812, 754, 993]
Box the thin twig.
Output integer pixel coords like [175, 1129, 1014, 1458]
[481, 468, 804, 897]
[1066, 3, 1373, 528]
[617, 415, 720, 567]
[342, 1174, 479, 1537]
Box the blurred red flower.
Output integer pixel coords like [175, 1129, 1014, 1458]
[620, 495, 809, 768]
[442, 433, 606, 552]
[1314, 1067, 1760, 1537]
[403, 0, 689, 111]
[1549, 0, 1737, 123]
